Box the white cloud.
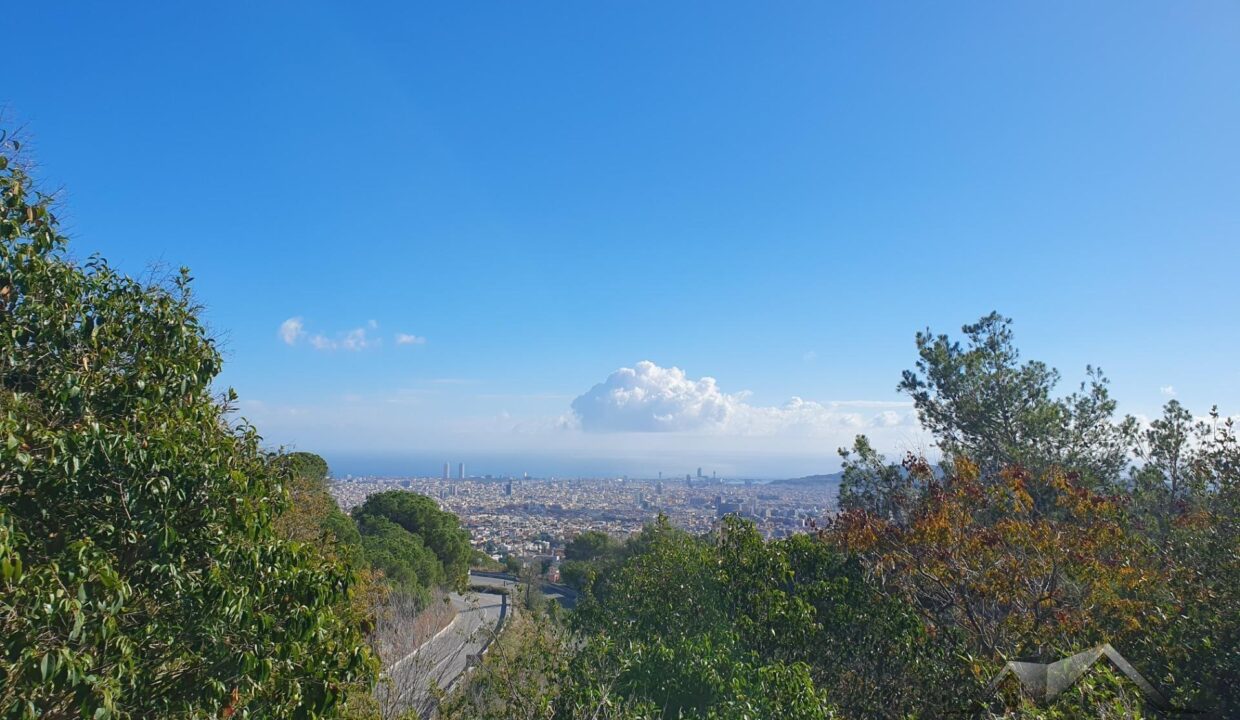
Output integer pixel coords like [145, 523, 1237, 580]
[570, 361, 916, 436]
[1160, 385, 1176, 397]
[396, 333, 427, 346]
[870, 410, 909, 427]
[571, 361, 734, 432]
[307, 326, 376, 351]
[803, 350, 818, 363]
[340, 327, 373, 351]
[282, 317, 378, 351]
[278, 317, 305, 346]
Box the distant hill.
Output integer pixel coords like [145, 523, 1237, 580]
[767, 471, 843, 488]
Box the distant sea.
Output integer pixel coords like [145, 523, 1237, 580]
[322, 452, 840, 483]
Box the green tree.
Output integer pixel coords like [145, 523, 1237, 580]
[559, 529, 622, 594]
[283, 451, 330, 482]
[1129, 400, 1197, 534]
[275, 452, 365, 570]
[355, 515, 442, 602]
[898, 313, 1132, 490]
[570, 518, 840, 719]
[836, 436, 929, 525]
[556, 560, 589, 590]
[0, 137, 374, 718]
[351, 490, 471, 591]
[1129, 409, 1240, 716]
[564, 530, 619, 562]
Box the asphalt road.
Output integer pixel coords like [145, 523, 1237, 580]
[381, 572, 579, 718]
[469, 572, 578, 609]
[383, 586, 507, 719]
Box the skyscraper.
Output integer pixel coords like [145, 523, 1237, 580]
[443, 462, 449, 480]
[458, 462, 465, 480]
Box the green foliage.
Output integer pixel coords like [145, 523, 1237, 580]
[568, 516, 949, 718]
[451, 313, 1237, 720]
[282, 451, 330, 483]
[837, 435, 926, 525]
[1127, 408, 1240, 715]
[0, 139, 375, 718]
[988, 663, 1157, 719]
[564, 530, 619, 562]
[355, 515, 441, 603]
[556, 559, 594, 591]
[439, 611, 662, 720]
[899, 312, 1132, 490]
[275, 451, 366, 571]
[352, 489, 471, 591]
[558, 530, 623, 594]
[470, 549, 503, 571]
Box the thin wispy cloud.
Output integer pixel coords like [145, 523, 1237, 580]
[311, 327, 377, 351]
[1160, 385, 1176, 397]
[278, 317, 305, 346]
[282, 319, 379, 352]
[395, 333, 427, 346]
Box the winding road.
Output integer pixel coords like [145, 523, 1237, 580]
[381, 572, 579, 718]
[382, 575, 511, 718]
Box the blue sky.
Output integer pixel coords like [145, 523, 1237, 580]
[7, 2, 1239, 477]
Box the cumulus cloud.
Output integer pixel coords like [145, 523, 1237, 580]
[278, 317, 305, 345]
[1160, 385, 1176, 397]
[570, 361, 916, 436]
[571, 362, 735, 432]
[396, 333, 427, 346]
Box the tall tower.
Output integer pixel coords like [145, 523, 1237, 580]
[443, 462, 450, 480]
[458, 462, 465, 480]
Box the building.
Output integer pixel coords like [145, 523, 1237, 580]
[443, 462, 450, 480]
[458, 462, 465, 480]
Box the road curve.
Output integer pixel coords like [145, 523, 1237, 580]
[382, 575, 513, 718]
[382, 571, 581, 718]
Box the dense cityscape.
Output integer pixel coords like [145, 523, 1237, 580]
[330, 467, 838, 577]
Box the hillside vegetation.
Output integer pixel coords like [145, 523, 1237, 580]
[2, 133, 1236, 718]
[452, 316, 1238, 719]
[0, 136, 467, 719]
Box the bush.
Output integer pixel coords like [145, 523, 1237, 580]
[0, 137, 375, 718]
